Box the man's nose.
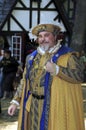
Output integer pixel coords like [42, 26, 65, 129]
[41, 36, 45, 41]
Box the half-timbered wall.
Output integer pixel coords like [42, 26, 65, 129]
[2, 0, 66, 33]
[0, 0, 75, 65]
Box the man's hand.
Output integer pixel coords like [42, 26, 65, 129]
[8, 104, 17, 116]
[44, 60, 59, 75]
[45, 61, 55, 72]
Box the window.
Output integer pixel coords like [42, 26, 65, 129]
[12, 35, 22, 63]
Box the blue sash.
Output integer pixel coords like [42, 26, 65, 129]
[22, 46, 73, 130]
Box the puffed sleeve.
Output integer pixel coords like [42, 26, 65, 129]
[57, 53, 85, 83]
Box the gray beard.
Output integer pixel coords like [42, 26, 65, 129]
[40, 44, 50, 52]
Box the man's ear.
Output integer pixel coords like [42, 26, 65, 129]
[55, 35, 58, 42]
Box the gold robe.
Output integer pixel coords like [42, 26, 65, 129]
[14, 52, 85, 130]
[48, 53, 85, 130]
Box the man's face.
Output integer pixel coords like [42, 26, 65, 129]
[37, 31, 56, 51]
[4, 53, 10, 59]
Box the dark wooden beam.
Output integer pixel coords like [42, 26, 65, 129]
[0, 31, 29, 35]
[11, 14, 27, 31]
[18, 0, 27, 8]
[53, 0, 72, 35]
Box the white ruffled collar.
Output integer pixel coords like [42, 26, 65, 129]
[37, 42, 62, 55]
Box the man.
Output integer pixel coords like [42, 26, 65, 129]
[8, 24, 85, 130]
[0, 49, 4, 99]
[0, 49, 4, 113]
[0, 49, 19, 99]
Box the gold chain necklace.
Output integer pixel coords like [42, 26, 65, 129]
[31, 53, 53, 92]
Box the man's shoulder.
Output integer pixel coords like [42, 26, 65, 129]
[26, 50, 37, 60]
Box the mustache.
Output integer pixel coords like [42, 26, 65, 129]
[40, 41, 49, 44]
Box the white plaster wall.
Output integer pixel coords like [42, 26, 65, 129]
[3, 0, 66, 34]
[11, 10, 30, 31]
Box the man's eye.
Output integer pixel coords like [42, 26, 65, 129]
[38, 36, 42, 38]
